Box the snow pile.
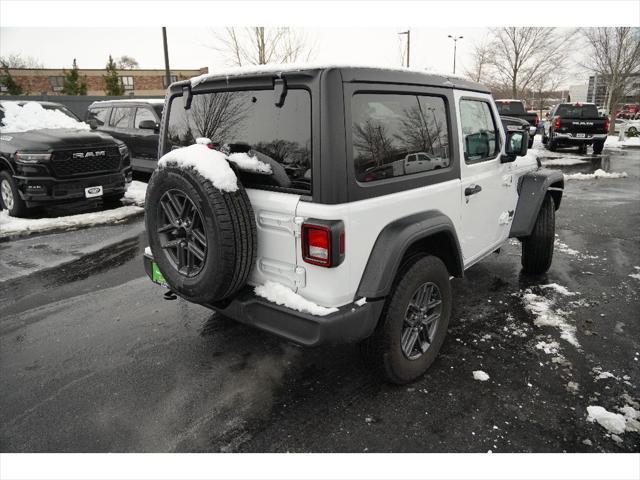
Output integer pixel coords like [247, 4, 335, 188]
[564, 169, 628, 180]
[122, 180, 147, 206]
[586, 405, 640, 435]
[472, 370, 490, 381]
[522, 291, 580, 348]
[158, 144, 238, 193]
[0, 206, 143, 239]
[540, 283, 577, 296]
[541, 157, 588, 166]
[629, 267, 640, 281]
[255, 281, 338, 317]
[0, 101, 89, 133]
[228, 152, 273, 174]
[535, 340, 560, 355]
[621, 137, 640, 148]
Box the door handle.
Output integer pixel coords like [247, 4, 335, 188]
[465, 184, 482, 196]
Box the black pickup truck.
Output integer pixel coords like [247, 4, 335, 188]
[0, 101, 132, 217]
[542, 102, 608, 154]
[494, 99, 538, 148]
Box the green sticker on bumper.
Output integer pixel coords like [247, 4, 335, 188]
[151, 261, 168, 287]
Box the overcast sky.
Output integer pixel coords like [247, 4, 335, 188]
[0, 26, 586, 86]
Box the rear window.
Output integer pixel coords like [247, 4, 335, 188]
[166, 89, 311, 194]
[495, 101, 526, 116]
[556, 104, 599, 118]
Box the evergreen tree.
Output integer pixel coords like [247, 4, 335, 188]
[0, 65, 23, 95]
[61, 59, 87, 95]
[103, 55, 124, 96]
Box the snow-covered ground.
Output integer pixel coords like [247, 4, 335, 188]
[0, 181, 147, 239]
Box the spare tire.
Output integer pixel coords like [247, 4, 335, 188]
[145, 164, 257, 304]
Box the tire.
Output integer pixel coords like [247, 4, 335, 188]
[547, 133, 557, 151]
[0, 171, 29, 217]
[541, 131, 548, 145]
[521, 195, 555, 275]
[593, 141, 604, 155]
[578, 143, 587, 154]
[145, 164, 257, 304]
[361, 255, 452, 384]
[528, 137, 535, 149]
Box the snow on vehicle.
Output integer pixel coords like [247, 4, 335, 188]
[143, 65, 563, 383]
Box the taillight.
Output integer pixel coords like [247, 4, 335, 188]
[604, 117, 610, 133]
[533, 113, 539, 127]
[554, 116, 561, 129]
[301, 220, 345, 267]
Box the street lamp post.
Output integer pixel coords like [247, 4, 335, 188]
[162, 27, 171, 89]
[399, 30, 410, 68]
[447, 34, 463, 75]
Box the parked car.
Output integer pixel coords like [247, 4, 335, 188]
[494, 99, 538, 148]
[542, 102, 609, 154]
[0, 100, 131, 217]
[615, 103, 640, 120]
[142, 66, 561, 384]
[86, 99, 164, 173]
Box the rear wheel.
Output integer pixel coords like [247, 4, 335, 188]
[521, 195, 555, 275]
[592, 141, 605, 155]
[541, 131, 548, 145]
[547, 133, 557, 151]
[0, 171, 29, 217]
[361, 256, 452, 384]
[578, 143, 587, 154]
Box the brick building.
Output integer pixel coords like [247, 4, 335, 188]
[1, 67, 209, 96]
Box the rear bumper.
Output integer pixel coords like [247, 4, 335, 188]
[143, 253, 384, 347]
[553, 133, 607, 144]
[14, 168, 132, 206]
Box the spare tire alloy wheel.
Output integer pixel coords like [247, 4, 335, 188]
[157, 189, 207, 277]
[402, 282, 442, 360]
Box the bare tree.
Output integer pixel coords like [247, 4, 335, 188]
[488, 27, 572, 98]
[464, 41, 494, 84]
[210, 27, 314, 66]
[581, 27, 640, 132]
[0, 53, 43, 68]
[117, 55, 140, 69]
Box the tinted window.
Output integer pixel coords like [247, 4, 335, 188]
[134, 107, 156, 128]
[88, 107, 110, 126]
[495, 101, 526, 115]
[41, 104, 81, 121]
[460, 99, 499, 163]
[555, 104, 599, 118]
[166, 89, 311, 193]
[110, 107, 133, 128]
[351, 93, 450, 183]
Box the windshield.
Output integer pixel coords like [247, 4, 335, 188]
[166, 89, 312, 194]
[556, 104, 599, 118]
[495, 101, 526, 115]
[41, 104, 81, 121]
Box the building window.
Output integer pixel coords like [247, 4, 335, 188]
[49, 76, 65, 92]
[163, 75, 179, 88]
[119, 76, 134, 90]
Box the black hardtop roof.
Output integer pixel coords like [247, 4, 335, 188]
[186, 64, 491, 94]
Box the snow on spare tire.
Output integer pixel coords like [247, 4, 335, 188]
[146, 139, 268, 303]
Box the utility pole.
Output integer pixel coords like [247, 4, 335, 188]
[448, 34, 463, 75]
[162, 27, 171, 89]
[399, 30, 410, 67]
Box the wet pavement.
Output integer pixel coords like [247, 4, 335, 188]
[1, 145, 639, 453]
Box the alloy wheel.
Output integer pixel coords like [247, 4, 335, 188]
[157, 189, 207, 277]
[401, 282, 443, 360]
[1, 179, 14, 210]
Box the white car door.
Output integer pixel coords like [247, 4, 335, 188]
[455, 92, 518, 266]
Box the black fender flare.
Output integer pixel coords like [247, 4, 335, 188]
[509, 169, 564, 238]
[356, 210, 464, 299]
[0, 156, 15, 174]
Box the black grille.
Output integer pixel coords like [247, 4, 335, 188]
[51, 147, 121, 177]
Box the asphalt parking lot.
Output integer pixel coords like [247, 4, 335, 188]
[1, 146, 638, 453]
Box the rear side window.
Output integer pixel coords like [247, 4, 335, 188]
[88, 107, 110, 126]
[459, 99, 499, 163]
[134, 107, 156, 128]
[555, 104, 599, 118]
[109, 107, 133, 128]
[166, 89, 311, 193]
[351, 93, 451, 183]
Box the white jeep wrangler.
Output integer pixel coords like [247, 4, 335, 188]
[143, 66, 563, 384]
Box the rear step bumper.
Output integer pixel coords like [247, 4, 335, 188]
[143, 253, 384, 347]
[553, 133, 607, 143]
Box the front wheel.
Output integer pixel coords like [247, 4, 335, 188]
[361, 256, 452, 384]
[0, 171, 29, 217]
[521, 195, 555, 275]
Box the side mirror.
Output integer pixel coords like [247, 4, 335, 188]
[139, 120, 160, 133]
[502, 129, 528, 163]
[88, 119, 98, 130]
